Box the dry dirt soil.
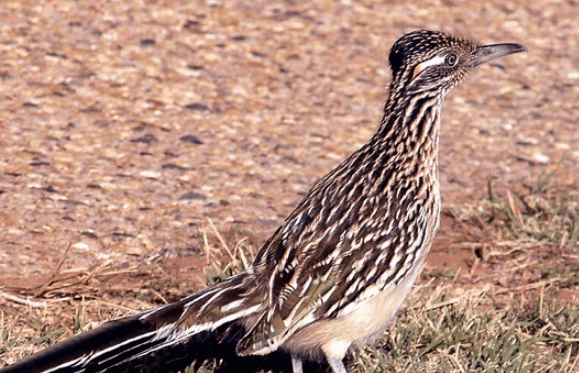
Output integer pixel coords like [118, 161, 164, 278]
[0, 0, 578, 366]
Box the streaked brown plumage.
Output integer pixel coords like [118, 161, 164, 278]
[1, 30, 525, 373]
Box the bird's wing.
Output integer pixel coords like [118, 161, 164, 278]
[235, 148, 425, 356]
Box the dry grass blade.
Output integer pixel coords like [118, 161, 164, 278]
[31, 242, 72, 297]
[495, 277, 562, 295]
[0, 292, 47, 308]
[207, 219, 234, 260]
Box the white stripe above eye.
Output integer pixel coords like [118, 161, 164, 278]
[412, 55, 446, 79]
[419, 55, 446, 70]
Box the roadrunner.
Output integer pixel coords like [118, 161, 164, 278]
[2, 30, 525, 373]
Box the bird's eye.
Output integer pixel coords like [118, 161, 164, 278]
[446, 53, 459, 66]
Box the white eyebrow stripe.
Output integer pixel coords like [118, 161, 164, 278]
[417, 55, 446, 70]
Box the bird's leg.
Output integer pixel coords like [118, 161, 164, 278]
[326, 356, 347, 373]
[291, 355, 304, 373]
[321, 341, 349, 373]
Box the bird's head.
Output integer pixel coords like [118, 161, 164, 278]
[389, 30, 526, 96]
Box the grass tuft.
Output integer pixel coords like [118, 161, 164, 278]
[483, 178, 579, 246]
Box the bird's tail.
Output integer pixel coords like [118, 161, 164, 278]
[1, 274, 262, 373]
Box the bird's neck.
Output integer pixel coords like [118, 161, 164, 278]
[373, 90, 443, 171]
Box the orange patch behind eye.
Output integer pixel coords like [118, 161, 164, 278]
[411, 65, 423, 79]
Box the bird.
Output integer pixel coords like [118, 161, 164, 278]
[1, 30, 525, 373]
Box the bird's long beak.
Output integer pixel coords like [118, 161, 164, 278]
[469, 43, 527, 67]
